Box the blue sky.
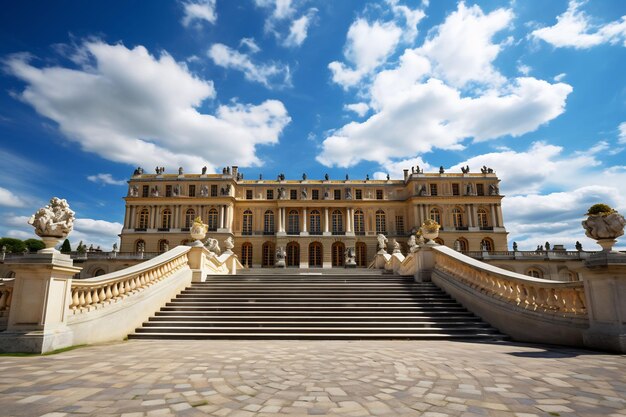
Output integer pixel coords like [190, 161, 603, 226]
[0, 0, 625, 250]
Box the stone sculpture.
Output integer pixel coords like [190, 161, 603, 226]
[582, 209, 626, 251]
[129, 185, 138, 197]
[376, 234, 388, 253]
[150, 186, 159, 197]
[200, 185, 209, 197]
[407, 235, 418, 253]
[178, 167, 183, 175]
[223, 236, 235, 252]
[28, 197, 75, 242]
[190, 217, 208, 244]
[201, 166, 207, 175]
[204, 238, 221, 254]
[275, 246, 286, 267]
[345, 247, 356, 267]
[489, 184, 499, 195]
[391, 239, 401, 254]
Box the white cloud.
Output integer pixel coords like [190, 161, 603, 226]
[532, 1, 626, 49]
[0, 187, 26, 207]
[240, 38, 261, 54]
[87, 173, 126, 186]
[386, 0, 426, 43]
[377, 156, 433, 179]
[208, 43, 291, 88]
[254, 0, 295, 20]
[6, 41, 291, 171]
[181, 0, 217, 27]
[329, 18, 402, 89]
[343, 102, 369, 117]
[6, 229, 33, 240]
[517, 63, 531, 76]
[554, 72, 567, 82]
[619, 122, 626, 144]
[284, 12, 314, 47]
[253, 0, 316, 48]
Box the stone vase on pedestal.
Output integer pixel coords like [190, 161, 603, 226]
[582, 212, 625, 252]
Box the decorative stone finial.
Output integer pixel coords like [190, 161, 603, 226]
[420, 219, 440, 244]
[582, 204, 625, 252]
[190, 217, 208, 246]
[28, 197, 75, 253]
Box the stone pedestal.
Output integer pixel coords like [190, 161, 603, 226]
[414, 246, 435, 282]
[0, 252, 81, 354]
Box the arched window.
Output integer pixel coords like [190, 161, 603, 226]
[93, 268, 106, 277]
[286, 242, 300, 267]
[375, 210, 386, 234]
[526, 268, 543, 278]
[287, 210, 300, 235]
[262, 242, 275, 267]
[158, 239, 169, 252]
[355, 242, 367, 267]
[480, 238, 494, 252]
[161, 209, 172, 229]
[309, 210, 321, 235]
[354, 209, 365, 235]
[137, 208, 149, 229]
[309, 242, 323, 268]
[332, 210, 343, 234]
[242, 210, 252, 235]
[477, 208, 489, 228]
[331, 242, 345, 267]
[184, 209, 195, 228]
[455, 238, 468, 252]
[264, 210, 275, 234]
[241, 242, 253, 267]
[429, 208, 441, 225]
[207, 208, 218, 231]
[452, 207, 464, 228]
[135, 239, 145, 252]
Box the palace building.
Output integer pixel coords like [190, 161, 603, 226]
[119, 166, 508, 268]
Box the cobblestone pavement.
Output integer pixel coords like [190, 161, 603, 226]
[0, 340, 624, 417]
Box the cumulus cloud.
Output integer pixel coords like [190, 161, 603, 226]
[254, 0, 295, 20]
[5, 41, 291, 171]
[0, 187, 26, 207]
[329, 18, 402, 89]
[254, 0, 316, 48]
[208, 43, 291, 88]
[386, 0, 426, 43]
[87, 173, 126, 186]
[343, 102, 369, 117]
[532, 1, 626, 49]
[181, 0, 217, 27]
[284, 11, 315, 47]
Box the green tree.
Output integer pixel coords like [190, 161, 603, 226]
[24, 238, 45, 253]
[0, 237, 26, 253]
[60, 238, 72, 253]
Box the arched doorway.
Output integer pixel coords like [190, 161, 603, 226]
[309, 242, 323, 268]
[355, 242, 367, 267]
[331, 241, 345, 267]
[286, 241, 300, 267]
[262, 242, 275, 267]
[241, 242, 253, 267]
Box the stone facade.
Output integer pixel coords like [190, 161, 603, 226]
[119, 166, 508, 268]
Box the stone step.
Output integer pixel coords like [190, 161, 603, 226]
[129, 332, 504, 340]
[134, 326, 499, 334]
[154, 311, 477, 318]
[143, 320, 492, 328]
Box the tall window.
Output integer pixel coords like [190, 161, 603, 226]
[452, 183, 460, 196]
[210, 184, 218, 197]
[165, 185, 172, 197]
[477, 209, 489, 228]
[184, 209, 195, 228]
[331, 242, 345, 267]
[207, 208, 218, 231]
[395, 215, 404, 235]
[310, 210, 321, 234]
[430, 184, 438, 196]
[137, 208, 149, 229]
[188, 185, 196, 197]
[452, 208, 464, 228]
[334, 189, 341, 200]
[262, 242, 275, 267]
[429, 208, 441, 225]
[312, 189, 319, 200]
[266, 189, 274, 199]
[355, 189, 362, 200]
[264, 210, 275, 234]
[355, 242, 367, 267]
[142, 185, 149, 197]
[135, 239, 145, 252]
[288, 210, 300, 234]
[242, 210, 252, 235]
[290, 189, 298, 200]
[455, 238, 468, 252]
[286, 242, 300, 267]
[476, 184, 485, 196]
[354, 209, 365, 235]
[158, 239, 169, 252]
[309, 242, 322, 268]
[375, 210, 386, 234]
[246, 189, 253, 200]
[161, 209, 172, 229]
[241, 243, 253, 267]
[332, 210, 343, 234]
[376, 189, 383, 200]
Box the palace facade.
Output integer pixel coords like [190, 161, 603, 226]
[119, 166, 508, 268]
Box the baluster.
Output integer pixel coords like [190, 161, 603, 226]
[85, 289, 93, 306]
[112, 282, 120, 298]
[98, 287, 106, 302]
[129, 276, 136, 291]
[70, 290, 79, 309]
[105, 285, 113, 300]
[92, 288, 100, 305]
[124, 279, 131, 294]
[79, 290, 86, 308]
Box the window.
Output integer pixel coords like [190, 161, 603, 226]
[429, 208, 441, 225]
[309, 210, 321, 234]
[210, 184, 218, 197]
[166, 185, 172, 197]
[355, 189, 362, 200]
[266, 189, 274, 200]
[242, 210, 252, 235]
[286, 242, 300, 267]
[246, 189, 253, 200]
[331, 242, 345, 267]
[288, 210, 300, 234]
[354, 209, 365, 235]
[480, 238, 494, 252]
[262, 242, 275, 267]
[476, 184, 485, 196]
[332, 210, 343, 234]
[312, 189, 320, 200]
[309, 242, 322, 268]
[137, 208, 149, 229]
[207, 208, 218, 231]
[430, 184, 438, 196]
[135, 239, 145, 252]
[452, 183, 460, 196]
[376, 189, 383, 200]
[161, 209, 172, 229]
[241, 243, 253, 268]
[142, 185, 149, 197]
[264, 210, 274, 234]
[526, 268, 543, 278]
[184, 209, 195, 228]
[355, 242, 367, 267]
[334, 189, 341, 200]
[395, 216, 404, 235]
[290, 189, 298, 200]
[375, 210, 386, 234]
[188, 185, 196, 197]
[477, 209, 489, 228]
[452, 208, 464, 228]
[455, 238, 468, 252]
[158, 239, 169, 252]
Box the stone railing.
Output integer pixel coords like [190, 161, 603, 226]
[462, 250, 593, 261]
[69, 246, 191, 314]
[433, 246, 586, 316]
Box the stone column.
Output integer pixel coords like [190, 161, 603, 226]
[324, 208, 330, 235]
[490, 204, 497, 228]
[346, 208, 352, 233]
[467, 204, 474, 228]
[496, 204, 503, 227]
[124, 206, 130, 229]
[302, 208, 308, 234]
[227, 205, 233, 232]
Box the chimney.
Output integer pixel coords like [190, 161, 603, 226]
[403, 169, 409, 181]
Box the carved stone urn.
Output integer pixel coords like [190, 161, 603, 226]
[420, 219, 440, 244]
[582, 205, 626, 252]
[28, 197, 75, 253]
[190, 217, 208, 247]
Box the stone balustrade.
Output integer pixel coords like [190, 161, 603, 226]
[432, 246, 587, 316]
[69, 246, 190, 314]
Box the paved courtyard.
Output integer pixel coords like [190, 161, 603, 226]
[0, 340, 624, 417]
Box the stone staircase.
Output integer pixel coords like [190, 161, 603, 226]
[129, 273, 505, 340]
